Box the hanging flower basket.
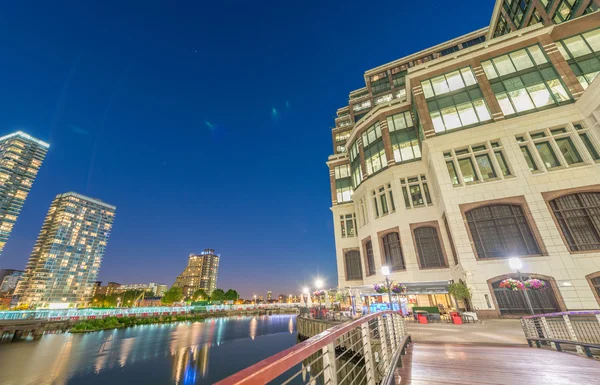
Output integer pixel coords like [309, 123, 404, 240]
[524, 279, 547, 290]
[373, 283, 388, 294]
[391, 283, 406, 294]
[499, 278, 524, 291]
[313, 290, 326, 297]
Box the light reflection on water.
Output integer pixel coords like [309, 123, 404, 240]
[0, 315, 297, 385]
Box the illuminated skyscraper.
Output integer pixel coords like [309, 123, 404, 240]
[0, 131, 49, 255]
[16, 192, 116, 308]
[173, 249, 220, 297]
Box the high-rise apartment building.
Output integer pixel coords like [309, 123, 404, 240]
[0, 269, 23, 295]
[173, 249, 220, 298]
[0, 131, 49, 255]
[328, 2, 600, 317]
[15, 192, 116, 308]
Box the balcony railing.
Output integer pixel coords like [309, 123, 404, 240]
[216, 310, 408, 385]
[521, 310, 600, 357]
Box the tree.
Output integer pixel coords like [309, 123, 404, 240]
[224, 289, 239, 301]
[211, 288, 226, 302]
[161, 286, 184, 304]
[448, 282, 472, 311]
[192, 289, 209, 301]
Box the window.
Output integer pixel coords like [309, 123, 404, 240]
[344, 250, 363, 281]
[340, 214, 357, 238]
[335, 131, 351, 143]
[370, 73, 391, 94]
[336, 178, 353, 203]
[552, 0, 579, 23]
[462, 35, 485, 48]
[503, 0, 531, 27]
[334, 164, 350, 179]
[400, 175, 432, 208]
[362, 122, 387, 175]
[422, 67, 492, 133]
[350, 141, 363, 188]
[387, 111, 421, 163]
[482, 45, 572, 117]
[493, 15, 512, 38]
[364, 241, 376, 276]
[352, 100, 371, 112]
[372, 184, 395, 218]
[465, 204, 541, 259]
[557, 28, 600, 89]
[517, 127, 585, 171]
[590, 275, 600, 301]
[444, 141, 510, 185]
[414, 226, 448, 268]
[382, 232, 405, 271]
[549, 192, 600, 252]
[575, 123, 600, 160]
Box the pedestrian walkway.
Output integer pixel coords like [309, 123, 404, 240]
[406, 319, 526, 344]
[395, 343, 600, 385]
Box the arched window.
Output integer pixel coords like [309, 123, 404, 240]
[414, 226, 447, 268]
[466, 204, 540, 259]
[382, 232, 405, 271]
[344, 250, 363, 281]
[549, 192, 600, 252]
[491, 275, 559, 315]
[364, 241, 376, 276]
[587, 272, 600, 305]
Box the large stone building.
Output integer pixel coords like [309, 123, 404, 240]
[172, 249, 220, 298]
[15, 192, 116, 308]
[0, 131, 49, 255]
[328, 1, 600, 317]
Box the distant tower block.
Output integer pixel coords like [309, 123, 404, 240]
[173, 249, 220, 298]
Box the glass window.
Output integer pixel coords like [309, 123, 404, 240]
[382, 232, 405, 271]
[414, 226, 447, 268]
[340, 214, 357, 238]
[510, 49, 534, 71]
[476, 154, 497, 180]
[458, 158, 478, 182]
[402, 186, 410, 208]
[410, 185, 424, 206]
[495, 151, 511, 176]
[535, 142, 560, 168]
[558, 28, 600, 89]
[365, 241, 375, 276]
[580, 133, 600, 160]
[447, 161, 459, 185]
[466, 204, 541, 258]
[344, 250, 363, 281]
[555, 137, 582, 165]
[550, 193, 600, 252]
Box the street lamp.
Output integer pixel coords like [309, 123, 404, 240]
[315, 279, 324, 314]
[509, 257, 535, 315]
[253, 294, 257, 305]
[382, 266, 393, 310]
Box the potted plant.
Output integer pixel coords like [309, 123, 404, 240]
[390, 283, 406, 294]
[499, 278, 524, 291]
[373, 283, 387, 294]
[448, 281, 473, 311]
[524, 279, 547, 290]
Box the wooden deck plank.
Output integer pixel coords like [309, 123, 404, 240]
[395, 343, 600, 385]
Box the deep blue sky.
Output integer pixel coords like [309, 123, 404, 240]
[0, 1, 493, 297]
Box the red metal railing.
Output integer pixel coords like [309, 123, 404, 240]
[216, 310, 407, 385]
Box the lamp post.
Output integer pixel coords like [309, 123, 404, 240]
[303, 287, 309, 308]
[382, 266, 393, 310]
[509, 257, 535, 315]
[253, 294, 257, 305]
[315, 279, 324, 314]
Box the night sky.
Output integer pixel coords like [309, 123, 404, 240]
[0, 0, 493, 298]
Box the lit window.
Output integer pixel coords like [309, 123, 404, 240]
[517, 126, 586, 171]
[400, 175, 432, 208]
[444, 141, 510, 185]
[372, 184, 395, 218]
[340, 214, 357, 238]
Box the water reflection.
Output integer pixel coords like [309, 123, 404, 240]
[0, 315, 297, 385]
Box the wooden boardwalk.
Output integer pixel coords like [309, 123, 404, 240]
[395, 343, 600, 385]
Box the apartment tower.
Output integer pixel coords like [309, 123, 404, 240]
[16, 192, 116, 308]
[0, 131, 49, 255]
[173, 249, 220, 297]
[328, 0, 600, 317]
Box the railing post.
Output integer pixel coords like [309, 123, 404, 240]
[562, 314, 584, 355]
[322, 342, 338, 385]
[377, 315, 390, 371]
[361, 320, 376, 385]
[539, 316, 556, 350]
[386, 313, 398, 352]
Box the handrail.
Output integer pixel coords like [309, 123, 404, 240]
[381, 335, 411, 385]
[522, 310, 600, 319]
[215, 310, 402, 385]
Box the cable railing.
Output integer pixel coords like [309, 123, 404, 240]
[216, 310, 409, 385]
[521, 310, 600, 357]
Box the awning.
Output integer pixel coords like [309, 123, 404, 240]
[342, 281, 449, 295]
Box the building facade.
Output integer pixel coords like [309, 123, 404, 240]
[0, 269, 23, 295]
[117, 282, 169, 296]
[15, 192, 116, 308]
[172, 249, 220, 297]
[0, 131, 49, 255]
[328, 3, 600, 317]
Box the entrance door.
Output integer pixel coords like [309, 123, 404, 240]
[491, 277, 560, 315]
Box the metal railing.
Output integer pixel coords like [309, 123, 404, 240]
[0, 306, 193, 321]
[521, 310, 600, 357]
[216, 310, 408, 385]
